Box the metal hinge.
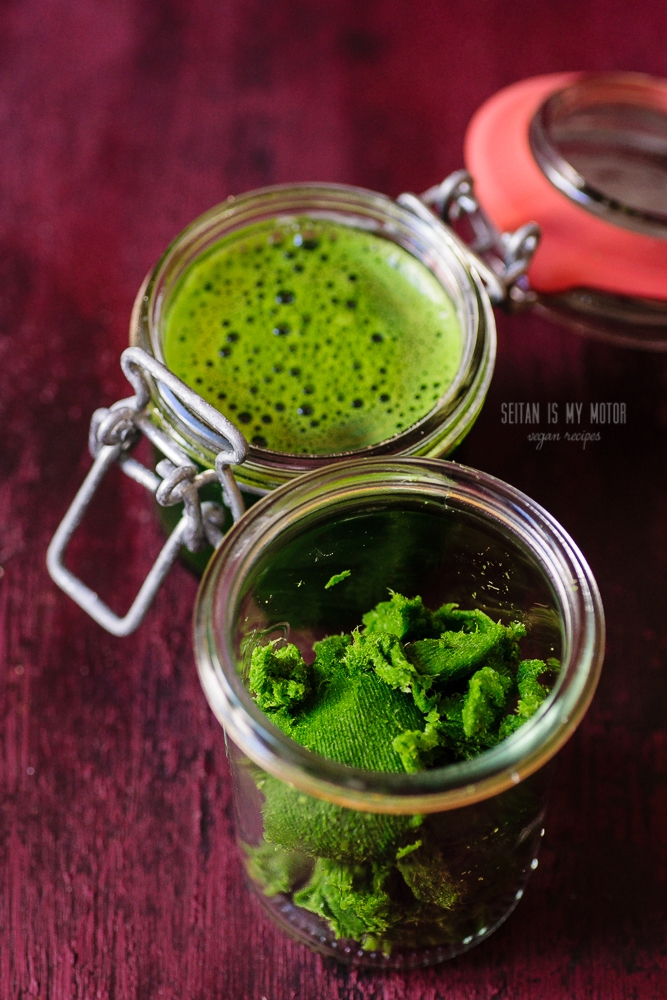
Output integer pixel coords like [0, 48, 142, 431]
[399, 170, 540, 308]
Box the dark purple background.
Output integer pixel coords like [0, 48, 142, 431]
[2, 2, 667, 997]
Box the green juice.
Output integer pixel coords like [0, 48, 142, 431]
[163, 218, 462, 454]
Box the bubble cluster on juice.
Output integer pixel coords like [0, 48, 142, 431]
[163, 217, 462, 454]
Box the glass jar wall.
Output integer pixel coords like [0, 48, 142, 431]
[194, 458, 604, 968]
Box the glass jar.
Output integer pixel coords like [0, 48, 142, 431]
[47, 183, 502, 635]
[130, 183, 496, 494]
[194, 457, 604, 969]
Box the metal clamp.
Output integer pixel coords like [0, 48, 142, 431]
[399, 170, 541, 308]
[46, 347, 248, 637]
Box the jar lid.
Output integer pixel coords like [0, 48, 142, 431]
[465, 72, 667, 346]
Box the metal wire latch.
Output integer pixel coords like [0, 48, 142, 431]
[46, 346, 248, 637]
[399, 170, 540, 308]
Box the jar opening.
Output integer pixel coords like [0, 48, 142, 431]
[194, 458, 605, 814]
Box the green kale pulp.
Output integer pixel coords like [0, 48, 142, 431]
[245, 591, 559, 953]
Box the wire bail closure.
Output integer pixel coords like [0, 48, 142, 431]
[46, 346, 249, 637]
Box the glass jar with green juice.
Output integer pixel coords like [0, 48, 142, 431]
[132, 184, 495, 492]
[195, 458, 604, 968]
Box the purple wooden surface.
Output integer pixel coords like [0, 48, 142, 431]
[1, 2, 667, 997]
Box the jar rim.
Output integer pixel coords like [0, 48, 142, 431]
[194, 457, 605, 814]
[130, 183, 496, 492]
[530, 71, 667, 240]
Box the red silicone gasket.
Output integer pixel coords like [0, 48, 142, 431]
[464, 73, 667, 299]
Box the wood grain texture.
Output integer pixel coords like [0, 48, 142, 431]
[1, 1, 667, 996]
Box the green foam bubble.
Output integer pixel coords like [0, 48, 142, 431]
[163, 217, 463, 454]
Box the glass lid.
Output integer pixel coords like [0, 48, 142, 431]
[530, 72, 667, 239]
